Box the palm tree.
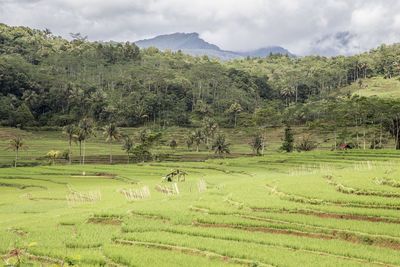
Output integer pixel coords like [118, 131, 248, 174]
[79, 118, 94, 165]
[121, 135, 134, 164]
[212, 133, 230, 156]
[202, 118, 218, 149]
[192, 129, 204, 152]
[63, 124, 77, 165]
[6, 136, 27, 167]
[280, 87, 295, 107]
[186, 134, 194, 151]
[103, 123, 120, 164]
[76, 129, 85, 165]
[227, 103, 243, 127]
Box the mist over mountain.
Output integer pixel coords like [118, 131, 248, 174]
[135, 32, 292, 61]
[307, 31, 360, 57]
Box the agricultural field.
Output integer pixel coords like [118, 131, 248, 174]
[0, 126, 344, 167]
[338, 76, 400, 98]
[1, 145, 400, 266]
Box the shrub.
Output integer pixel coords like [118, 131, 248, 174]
[169, 139, 178, 150]
[281, 124, 294, 152]
[296, 135, 317, 152]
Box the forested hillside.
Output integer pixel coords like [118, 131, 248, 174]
[1, 23, 400, 131]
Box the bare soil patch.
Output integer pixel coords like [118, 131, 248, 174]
[87, 216, 122, 226]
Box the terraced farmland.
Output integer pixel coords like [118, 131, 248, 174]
[1, 150, 400, 266]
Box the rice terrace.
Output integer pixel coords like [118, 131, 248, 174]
[1, 127, 400, 267]
[3, 1, 400, 266]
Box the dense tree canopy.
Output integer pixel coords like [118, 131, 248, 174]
[1, 23, 400, 133]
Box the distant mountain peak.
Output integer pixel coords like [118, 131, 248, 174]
[135, 32, 220, 51]
[135, 32, 292, 61]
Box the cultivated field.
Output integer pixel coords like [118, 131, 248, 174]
[0, 126, 389, 167]
[1, 149, 400, 266]
[339, 76, 400, 98]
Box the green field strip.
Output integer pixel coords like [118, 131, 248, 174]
[193, 216, 400, 250]
[104, 243, 244, 267]
[159, 227, 400, 266]
[202, 211, 400, 238]
[114, 239, 267, 266]
[116, 231, 379, 267]
[0, 181, 47, 190]
[264, 184, 400, 210]
[326, 179, 400, 198]
[249, 208, 400, 224]
[0, 176, 68, 185]
[191, 201, 400, 238]
[128, 206, 400, 252]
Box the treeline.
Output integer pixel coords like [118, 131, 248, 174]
[1, 23, 400, 129]
[251, 96, 400, 151]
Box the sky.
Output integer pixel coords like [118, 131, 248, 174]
[1, 0, 400, 56]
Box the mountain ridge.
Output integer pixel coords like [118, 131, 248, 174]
[135, 32, 292, 60]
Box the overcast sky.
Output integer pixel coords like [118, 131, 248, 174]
[1, 0, 400, 56]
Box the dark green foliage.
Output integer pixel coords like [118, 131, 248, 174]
[212, 133, 230, 155]
[14, 103, 34, 128]
[281, 125, 294, 152]
[62, 149, 70, 160]
[2, 23, 400, 140]
[130, 143, 153, 162]
[129, 132, 163, 162]
[169, 139, 178, 150]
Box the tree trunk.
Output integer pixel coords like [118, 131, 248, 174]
[79, 141, 82, 164]
[334, 130, 337, 150]
[68, 138, 72, 165]
[261, 132, 265, 156]
[395, 118, 400, 150]
[355, 119, 359, 147]
[15, 149, 18, 168]
[127, 152, 130, 164]
[110, 141, 113, 164]
[196, 144, 199, 152]
[234, 114, 237, 128]
[83, 139, 86, 165]
[397, 121, 400, 150]
[363, 128, 366, 150]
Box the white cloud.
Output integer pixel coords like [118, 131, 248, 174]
[0, 0, 399, 56]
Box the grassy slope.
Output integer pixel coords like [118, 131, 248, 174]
[338, 76, 400, 98]
[1, 126, 395, 167]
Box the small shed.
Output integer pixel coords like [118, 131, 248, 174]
[338, 143, 352, 150]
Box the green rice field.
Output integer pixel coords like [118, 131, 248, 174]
[1, 144, 400, 266]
